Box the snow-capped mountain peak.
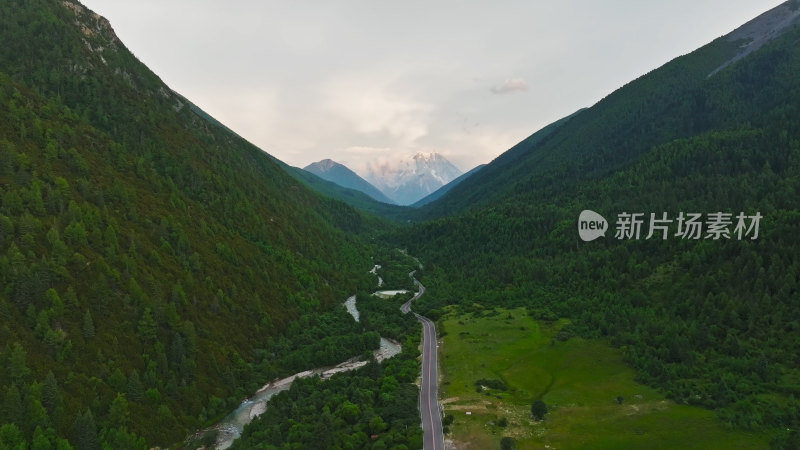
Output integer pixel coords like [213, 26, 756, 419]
[362, 152, 463, 205]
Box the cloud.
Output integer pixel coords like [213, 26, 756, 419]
[341, 147, 409, 176]
[490, 77, 529, 94]
[342, 146, 394, 156]
[322, 74, 433, 145]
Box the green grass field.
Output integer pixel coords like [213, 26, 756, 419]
[438, 307, 769, 449]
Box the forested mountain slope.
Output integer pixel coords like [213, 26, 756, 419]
[0, 0, 377, 446]
[416, 2, 799, 219]
[277, 159, 409, 220]
[304, 159, 396, 205]
[397, 3, 800, 445]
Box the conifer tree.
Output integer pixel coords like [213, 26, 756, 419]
[82, 310, 94, 339]
[73, 409, 100, 450]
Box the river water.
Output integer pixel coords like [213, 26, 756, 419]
[193, 289, 401, 450]
[370, 264, 384, 287]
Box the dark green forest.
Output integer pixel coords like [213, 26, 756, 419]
[231, 347, 422, 450]
[231, 287, 422, 450]
[0, 0, 389, 447]
[2, 0, 800, 448]
[395, 19, 800, 448]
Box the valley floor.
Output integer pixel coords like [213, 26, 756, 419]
[438, 307, 769, 449]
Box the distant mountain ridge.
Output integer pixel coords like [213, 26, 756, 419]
[363, 152, 463, 205]
[304, 159, 395, 204]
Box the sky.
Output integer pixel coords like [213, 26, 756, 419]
[79, 0, 784, 174]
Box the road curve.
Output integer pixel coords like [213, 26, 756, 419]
[402, 275, 444, 450]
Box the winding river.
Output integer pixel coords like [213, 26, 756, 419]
[191, 266, 400, 450]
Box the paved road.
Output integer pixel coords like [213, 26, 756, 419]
[402, 275, 444, 450]
[400, 276, 424, 313]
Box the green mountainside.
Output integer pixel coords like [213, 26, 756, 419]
[304, 159, 397, 205]
[274, 159, 409, 220]
[0, 0, 383, 446]
[397, 4, 800, 446]
[4, 0, 800, 448]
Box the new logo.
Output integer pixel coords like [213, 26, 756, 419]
[578, 210, 608, 242]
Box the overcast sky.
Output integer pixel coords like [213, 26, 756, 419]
[80, 1, 784, 174]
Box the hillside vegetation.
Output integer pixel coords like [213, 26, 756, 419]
[399, 14, 800, 447]
[3, 0, 800, 448]
[0, 0, 379, 446]
[439, 307, 768, 449]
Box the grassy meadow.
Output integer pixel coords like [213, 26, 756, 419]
[438, 307, 769, 449]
